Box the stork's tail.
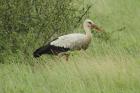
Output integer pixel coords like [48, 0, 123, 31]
[33, 46, 48, 58]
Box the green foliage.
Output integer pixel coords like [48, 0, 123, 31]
[0, 0, 86, 62]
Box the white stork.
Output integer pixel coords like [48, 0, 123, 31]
[33, 19, 102, 60]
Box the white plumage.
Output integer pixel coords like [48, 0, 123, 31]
[50, 19, 101, 50]
[33, 19, 102, 59]
[50, 33, 86, 49]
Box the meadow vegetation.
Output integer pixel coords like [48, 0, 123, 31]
[0, 0, 140, 93]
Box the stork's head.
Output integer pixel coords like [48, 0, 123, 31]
[83, 19, 102, 32]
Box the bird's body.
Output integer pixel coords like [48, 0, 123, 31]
[33, 19, 102, 59]
[50, 33, 91, 50]
[33, 33, 91, 57]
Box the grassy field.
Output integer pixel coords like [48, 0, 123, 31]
[0, 0, 140, 93]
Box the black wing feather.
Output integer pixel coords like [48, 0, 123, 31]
[33, 39, 70, 58]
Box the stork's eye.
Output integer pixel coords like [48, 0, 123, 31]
[88, 22, 92, 24]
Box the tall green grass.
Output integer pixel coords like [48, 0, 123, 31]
[0, 0, 140, 93]
[0, 55, 140, 93]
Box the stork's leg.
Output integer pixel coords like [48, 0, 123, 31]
[64, 53, 70, 61]
[58, 52, 70, 61]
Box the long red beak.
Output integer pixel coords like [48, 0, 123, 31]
[92, 24, 103, 32]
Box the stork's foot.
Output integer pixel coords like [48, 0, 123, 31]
[58, 52, 70, 61]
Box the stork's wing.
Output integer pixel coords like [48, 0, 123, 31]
[50, 33, 85, 49]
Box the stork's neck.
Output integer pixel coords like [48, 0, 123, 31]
[84, 26, 92, 38]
